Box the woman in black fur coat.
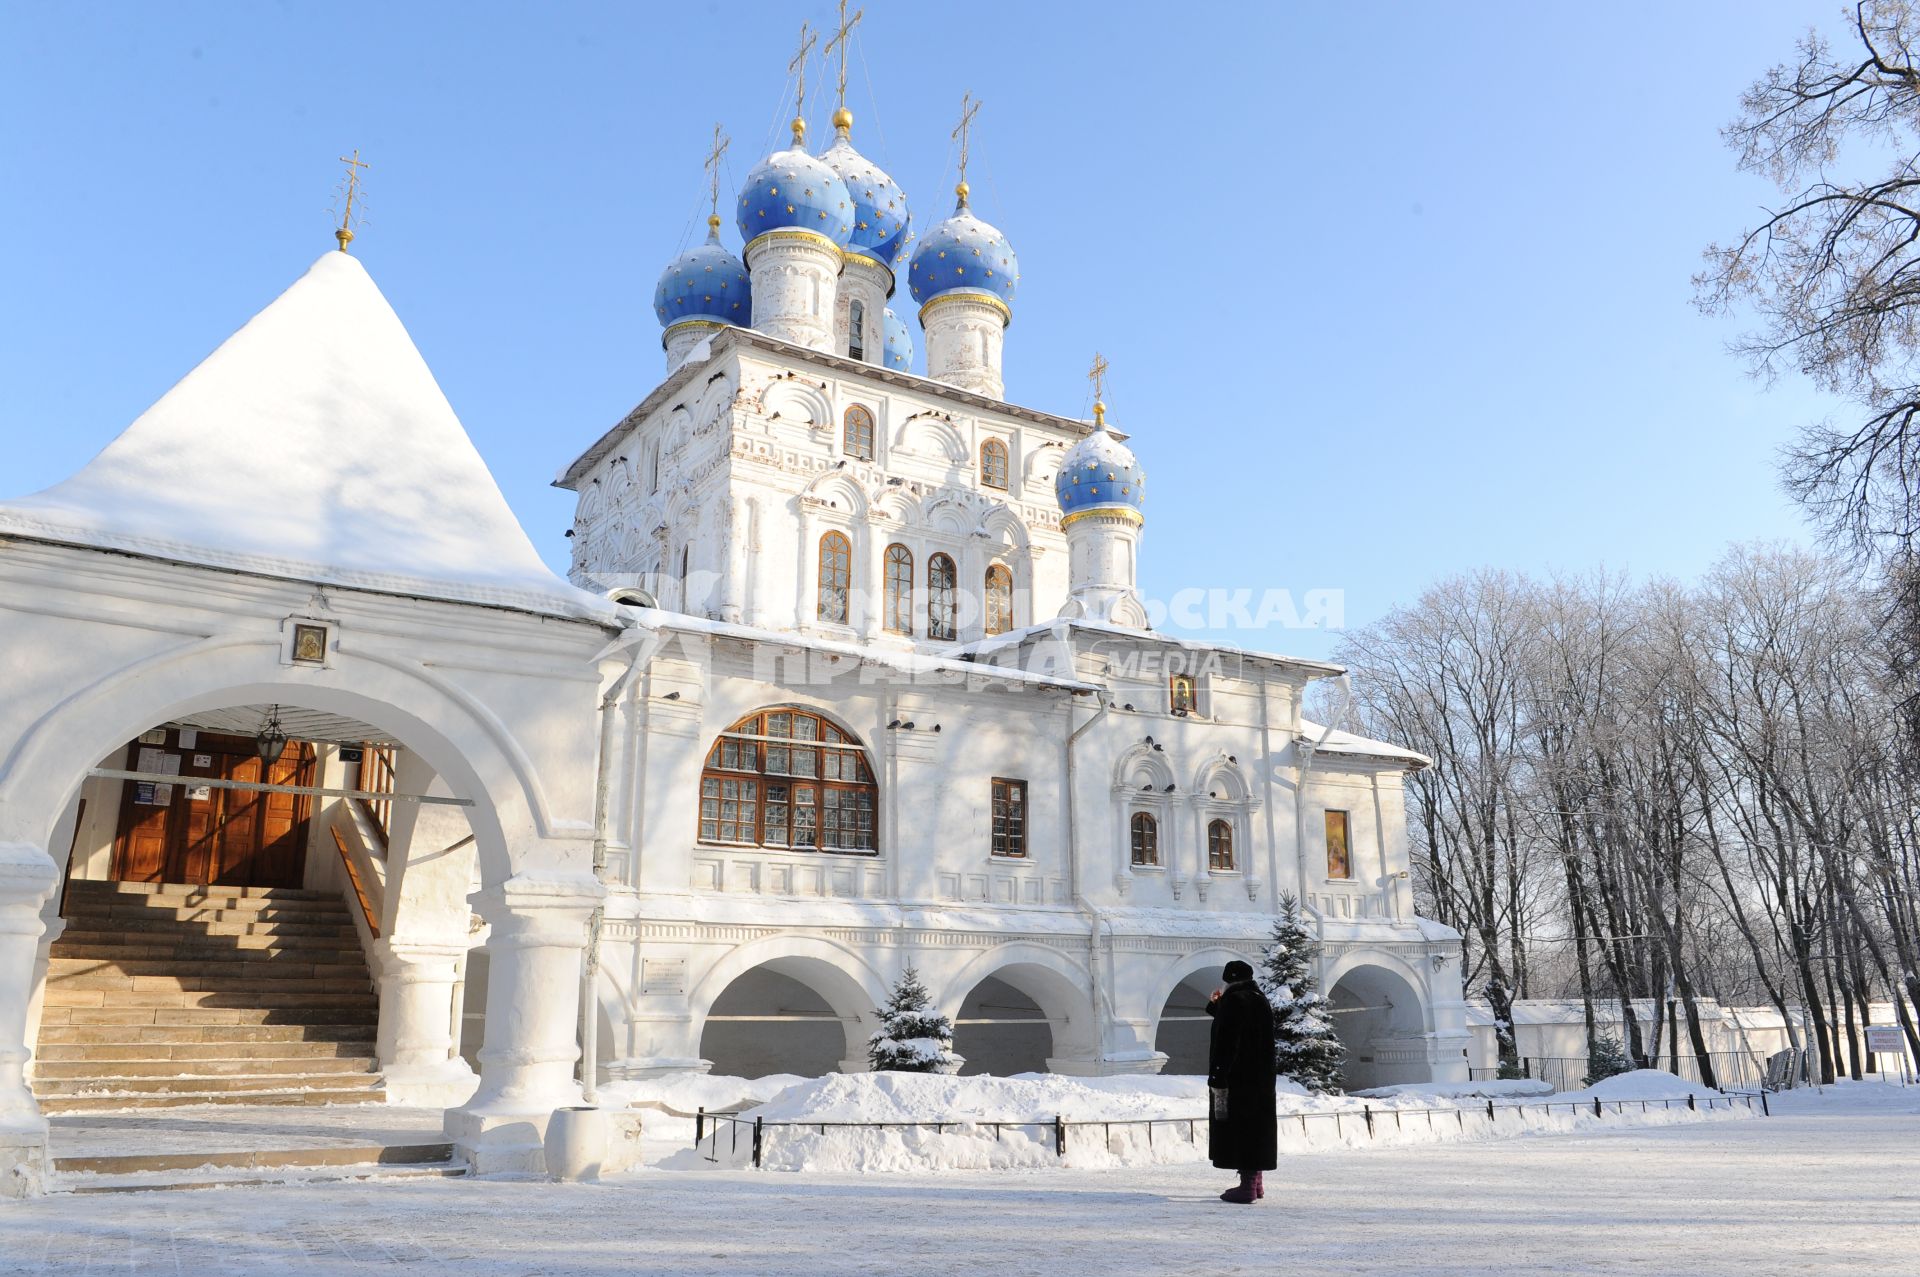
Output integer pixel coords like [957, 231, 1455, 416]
[1206, 959, 1277, 1203]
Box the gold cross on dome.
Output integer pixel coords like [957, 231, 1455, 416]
[952, 92, 981, 191]
[704, 123, 730, 221]
[824, 0, 863, 114]
[333, 149, 369, 253]
[1088, 352, 1111, 426]
[788, 22, 817, 143]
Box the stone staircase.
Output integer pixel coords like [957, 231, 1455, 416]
[34, 879, 383, 1112]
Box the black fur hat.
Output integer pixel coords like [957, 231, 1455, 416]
[1221, 960, 1254, 983]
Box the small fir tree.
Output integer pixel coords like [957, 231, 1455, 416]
[1584, 1033, 1633, 1087]
[1256, 893, 1346, 1093]
[867, 966, 959, 1073]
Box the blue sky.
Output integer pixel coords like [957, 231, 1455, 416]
[0, 2, 1845, 660]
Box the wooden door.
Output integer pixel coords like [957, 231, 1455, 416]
[111, 729, 313, 889]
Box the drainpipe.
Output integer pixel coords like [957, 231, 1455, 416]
[580, 623, 664, 1104]
[1064, 689, 1110, 1065]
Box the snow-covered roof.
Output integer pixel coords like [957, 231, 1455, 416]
[956, 618, 1347, 679]
[1299, 720, 1431, 769]
[0, 252, 616, 624]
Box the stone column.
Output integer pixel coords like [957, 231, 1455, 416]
[0, 844, 58, 1199]
[444, 873, 602, 1175]
[373, 939, 478, 1107]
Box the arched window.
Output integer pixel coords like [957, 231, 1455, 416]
[984, 563, 1014, 636]
[699, 708, 878, 853]
[1169, 673, 1196, 715]
[927, 553, 958, 641]
[1208, 819, 1235, 872]
[1131, 812, 1159, 867]
[884, 543, 914, 634]
[979, 438, 1010, 490]
[849, 300, 868, 362]
[818, 531, 852, 624]
[843, 404, 875, 461]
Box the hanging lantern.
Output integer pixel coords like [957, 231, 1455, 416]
[254, 706, 287, 762]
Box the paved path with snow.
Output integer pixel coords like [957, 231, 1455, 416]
[3, 1093, 1914, 1275]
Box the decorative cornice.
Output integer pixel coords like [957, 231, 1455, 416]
[1059, 506, 1146, 532]
[918, 290, 1012, 327]
[745, 228, 845, 258]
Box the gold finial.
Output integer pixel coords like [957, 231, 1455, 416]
[824, 0, 864, 137]
[1089, 351, 1110, 427]
[788, 21, 817, 147]
[333, 149, 369, 253]
[704, 123, 730, 231]
[951, 92, 981, 206]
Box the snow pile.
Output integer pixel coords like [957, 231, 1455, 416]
[601, 1073, 807, 1117]
[1566, 1069, 1719, 1102]
[663, 1070, 1756, 1173]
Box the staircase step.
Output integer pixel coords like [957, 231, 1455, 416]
[50, 941, 367, 963]
[65, 895, 350, 918]
[34, 1056, 377, 1080]
[36, 1039, 377, 1062]
[37, 1087, 388, 1114]
[35, 1071, 382, 1097]
[59, 917, 357, 937]
[54, 1141, 455, 1177]
[41, 1008, 377, 1031]
[59, 1162, 464, 1194]
[33, 1052, 376, 1075]
[65, 881, 339, 904]
[44, 987, 377, 1010]
[47, 959, 371, 986]
[41, 1022, 376, 1045]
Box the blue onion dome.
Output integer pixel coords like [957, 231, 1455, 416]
[736, 120, 855, 250]
[652, 215, 753, 334]
[1055, 405, 1145, 525]
[821, 109, 912, 273]
[907, 183, 1018, 316]
[883, 306, 913, 371]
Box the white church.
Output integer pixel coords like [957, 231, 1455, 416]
[0, 74, 1469, 1192]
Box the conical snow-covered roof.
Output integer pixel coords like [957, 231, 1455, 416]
[0, 252, 611, 622]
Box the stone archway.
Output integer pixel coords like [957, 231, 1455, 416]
[698, 960, 876, 1078]
[942, 947, 1098, 1076]
[0, 627, 608, 1187]
[1326, 961, 1430, 1090]
[686, 938, 890, 1079]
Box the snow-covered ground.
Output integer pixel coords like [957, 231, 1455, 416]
[4, 1080, 1912, 1275]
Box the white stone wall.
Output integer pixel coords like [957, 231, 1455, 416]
[565, 345, 1077, 645]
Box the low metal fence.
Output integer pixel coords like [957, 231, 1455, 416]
[1467, 1051, 1768, 1092]
[691, 1091, 1767, 1170]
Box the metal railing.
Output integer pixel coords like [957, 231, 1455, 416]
[690, 1092, 1767, 1169]
[1467, 1051, 1769, 1092]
